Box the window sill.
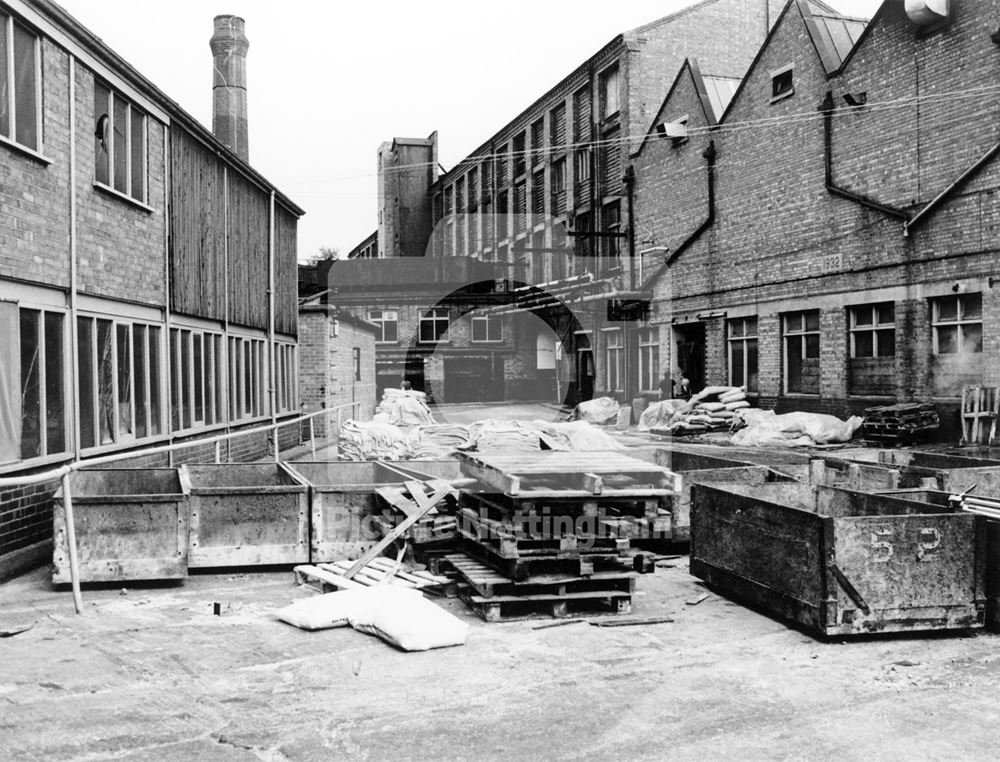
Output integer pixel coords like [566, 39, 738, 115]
[0, 134, 53, 165]
[471, 340, 503, 345]
[770, 89, 795, 105]
[93, 181, 156, 214]
[0, 450, 73, 477]
[375, 342, 400, 347]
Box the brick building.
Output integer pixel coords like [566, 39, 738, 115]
[637, 0, 999, 432]
[334, 0, 782, 405]
[0, 1, 303, 576]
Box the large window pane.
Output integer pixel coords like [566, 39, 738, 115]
[181, 330, 192, 429]
[19, 310, 40, 459]
[12, 21, 37, 149]
[116, 324, 132, 437]
[877, 329, 895, 358]
[94, 82, 111, 185]
[44, 312, 64, 454]
[963, 293, 983, 320]
[134, 325, 148, 439]
[854, 332, 874, 358]
[747, 339, 759, 393]
[97, 319, 114, 445]
[937, 325, 958, 354]
[936, 297, 957, 322]
[962, 324, 983, 353]
[113, 96, 128, 193]
[130, 107, 145, 201]
[78, 318, 95, 448]
[193, 333, 204, 422]
[0, 15, 10, 137]
[149, 327, 161, 435]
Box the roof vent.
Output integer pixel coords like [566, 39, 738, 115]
[904, 0, 949, 28]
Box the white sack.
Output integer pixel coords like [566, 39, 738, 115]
[348, 586, 469, 652]
[275, 589, 372, 631]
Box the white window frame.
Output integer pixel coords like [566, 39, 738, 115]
[419, 308, 450, 345]
[275, 342, 297, 414]
[783, 310, 820, 395]
[78, 314, 164, 451]
[728, 316, 759, 392]
[849, 303, 896, 359]
[16, 306, 68, 461]
[0, 13, 42, 154]
[932, 293, 983, 356]
[170, 326, 225, 432]
[471, 315, 503, 344]
[227, 334, 269, 423]
[367, 309, 399, 345]
[604, 328, 624, 392]
[94, 80, 149, 204]
[600, 63, 620, 119]
[637, 326, 659, 392]
[770, 64, 794, 103]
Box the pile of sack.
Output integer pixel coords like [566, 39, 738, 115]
[638, 386, 751, 435]
[731, 409, 864, 447]
[570, 397, 621, 425]
[374, 388, 435, 427]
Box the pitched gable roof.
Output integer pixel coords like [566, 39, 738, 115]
[801, 0, 868, 75]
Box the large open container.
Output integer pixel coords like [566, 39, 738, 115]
[820, 449, 1000, 492]
[181, 463, 309, 568]
[53, 468, 190, 584]
[691, 481, 985, 636]
[283, 460, 462, 561]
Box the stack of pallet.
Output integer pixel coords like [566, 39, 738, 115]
[862, 403, 940, 443]
[443, 452, 678, 622]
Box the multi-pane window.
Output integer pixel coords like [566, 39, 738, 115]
[550, 102, 567, 150]
[78, 316, 162, 448]
[550, 158, 566, 215]
[170, 328, 225, 431]
[531, 229, 546, 284]
[471, 316, 502, 343]
[367, 310, 398, 344]
[574, 147, 591, 184]
[18, 309, 66, 459]
[637, 326, 660, 392]
[600, 127, 622, 192]
[0, 12, 41, 151]
[513, 131, 526, 177]
[531, 169, 545, 217]
[419, 308, 450, 344]
[353, 347, 362, 381]
[94, 81, 148, 203]
[228, 335, 267, 422]
[850, 303, 895, 358]
[601, 202, 621, 264]
[514, 181, 527, 232]
[728, 317, 759, 393]
[530, 118, 544, 165]
[275, 343, 297, 413]
[932, 293, 982, 355]
[600, 64, 620, 119]
[605, 329, 624, 392]
[784, 310, 820, 394]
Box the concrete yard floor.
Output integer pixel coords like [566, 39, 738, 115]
[3, 563, 1000, 761]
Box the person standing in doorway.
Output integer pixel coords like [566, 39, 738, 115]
[677, 369, 692, 400]
[658, 370, 674, 400]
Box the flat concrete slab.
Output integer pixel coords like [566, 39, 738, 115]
[3, 561, 1000, 760]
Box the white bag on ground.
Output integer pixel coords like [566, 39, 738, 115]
[348, 586, 469, 652]
[572, 397, 620, 425]
[275, 590, 372, 631]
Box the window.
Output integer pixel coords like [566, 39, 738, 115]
[419, 308, 450, 344]
[514, 181, 527, 232]
[367, 310, 398, 344]
[784, 310, 820, 394]
[600, 127, 622, 191]
[513, 131, 526, 177]
[275, 343, 297, 413]
[771, 65, 794, 102]
[850, 303, 895, 358]
[471, 316, 502, 343]
[575, 147, 591, 184]
[94, 81, 148, 203]
[600, 64, 620, 119]
[78, 316, 162, 448]
[496, 143, 509, 186]
[605, 329, 624, 392]
[550, 158, 566, 214]
[170, 328, 225, 431]
[530, 118, 544, 165]
[0, 12, 41, 151]
[353, 347, 362, 381]
[573, 212, 592, 263]
[550, 102, 566, 149]
[18, 309, 66, 459]
[933, 293, 982, 355]
[531, 169, 545, 217]
[638, 326, 660, 392]
[228, 335, 267, 422]
[552, 224, 568, 280]
[601, 202, 621, 264]
[531, 229, 546, 283]
[728, 317, 759, 393]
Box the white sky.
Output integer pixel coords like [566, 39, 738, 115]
[55, 0, 882, 261]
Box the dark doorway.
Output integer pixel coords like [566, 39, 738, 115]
[443, 356, 505, 403]
[674, 323, 706, 394]
[576, 348, 595, 402]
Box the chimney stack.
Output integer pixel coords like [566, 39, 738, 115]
[210, 14, 249, 161]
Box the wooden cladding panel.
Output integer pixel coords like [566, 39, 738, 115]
[226, 170, 270, 330]
[169, 128, 226, 322]
[274, 206, 298, 337]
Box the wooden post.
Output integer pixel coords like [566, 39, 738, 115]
[60, 472, 84, 615]
[309, 416, 317, 461]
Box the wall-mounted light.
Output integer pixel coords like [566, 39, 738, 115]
[843, 92, 867, 107]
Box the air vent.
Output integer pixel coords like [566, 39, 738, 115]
[904, 0, 949, 28]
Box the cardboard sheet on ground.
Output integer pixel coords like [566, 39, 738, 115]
[276, 586, 468, 652]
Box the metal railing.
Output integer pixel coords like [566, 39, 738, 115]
[0, 401, 365, 615]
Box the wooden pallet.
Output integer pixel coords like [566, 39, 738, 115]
[457, 533, 630, 581]
[294, 558, 452, 593]
[459, 585, 633, 622]
[462, 489, 663, 522]
[371, 513, 458, 546]
[960, 386, 999, 446]
[457, 508, 630, 558]
[445, 553, 636, 600]
[459, 451, 680, 499]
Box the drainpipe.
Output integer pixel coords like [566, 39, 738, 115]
[68, 57, 80, 460]
[820, 92, 909, 221]
[268, 191, 277, 429]
[625, 165, 637, 291]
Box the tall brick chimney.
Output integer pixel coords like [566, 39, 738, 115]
[210, 14, 249, 161]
